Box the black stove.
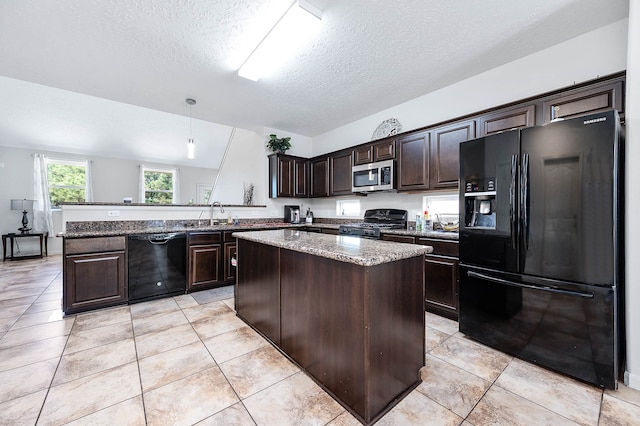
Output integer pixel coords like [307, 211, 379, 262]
[338, 209, 407, 239]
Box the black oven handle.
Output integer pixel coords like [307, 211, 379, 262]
[467, 271, 594, 299]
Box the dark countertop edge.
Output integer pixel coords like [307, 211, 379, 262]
[234, 229, 432, 267]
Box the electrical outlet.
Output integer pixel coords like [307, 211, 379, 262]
[107, 211, 120, 217]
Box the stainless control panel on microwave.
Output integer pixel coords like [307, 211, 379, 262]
[352, 159, 395, 192]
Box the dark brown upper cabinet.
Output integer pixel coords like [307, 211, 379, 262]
[542, 80, 624, 124]
[310, 156, 330, 197]
[268, 73, 624, 198]
[397, 130, 430, 191]
[353, 145, 373, 165]
[353, 138, 396, 165]
[373, 139, 396, 162]
[429, 119, 476, 189]
[330, 150, 353, 196]
[294, 159, 309, 198]
[269, 154, 308, 198]
[479, 104, 536, 137]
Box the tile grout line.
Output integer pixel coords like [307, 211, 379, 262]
[177, 293, 256, 425]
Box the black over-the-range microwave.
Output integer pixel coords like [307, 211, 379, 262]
[351, 159, 395, 192]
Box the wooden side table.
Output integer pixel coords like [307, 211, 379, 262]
[2, 232, 48, 261]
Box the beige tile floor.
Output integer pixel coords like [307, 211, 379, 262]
[1, 255, 640, 425]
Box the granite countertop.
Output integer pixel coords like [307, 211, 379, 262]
[59, 222, 306, 238]
[58, 219, 455, 240]
[234, 229, 432, 267]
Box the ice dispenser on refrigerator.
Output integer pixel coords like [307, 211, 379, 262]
[463, 178, 496, 229]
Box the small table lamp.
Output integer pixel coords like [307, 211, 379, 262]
[11, 199, 35, 234]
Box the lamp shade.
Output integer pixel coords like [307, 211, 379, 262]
[11, 199, 34, 211]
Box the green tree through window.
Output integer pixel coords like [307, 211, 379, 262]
[47, 160, 87, 207]
[144, 169, 175, 203]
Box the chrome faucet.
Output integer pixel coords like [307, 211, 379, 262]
[210, 201, 224, 225]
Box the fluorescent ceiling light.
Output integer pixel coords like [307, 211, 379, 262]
[238, 0, 322, 81]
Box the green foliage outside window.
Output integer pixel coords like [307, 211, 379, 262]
[47, 163, 86, 207]
[144, 170, 174, 204]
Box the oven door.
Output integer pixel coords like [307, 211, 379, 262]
[459, 265, 619, 389]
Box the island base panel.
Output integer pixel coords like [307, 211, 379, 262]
[235, 240, 280, 346]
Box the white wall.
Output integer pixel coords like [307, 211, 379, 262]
[205, 126, 313, 222]
[624, 2, 640, 389]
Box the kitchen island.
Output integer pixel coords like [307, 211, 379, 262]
[234, 229, 431, 425]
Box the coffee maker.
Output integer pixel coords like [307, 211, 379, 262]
[284, 205, 301, 223]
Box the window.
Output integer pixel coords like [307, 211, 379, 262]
[196, 184, 212, 204]
[423, 193, 459, 221]
[142, 167, 176, 204]
[46, 158, 89, 207]
[336, 199, 361, 217]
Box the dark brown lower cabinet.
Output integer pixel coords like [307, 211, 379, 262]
[424, 255, 458, 319]
[63, 236, 127, 315]
[223, 243, 237, 282]
[188, 232, 222, 291]
[417, 237, 459, 320]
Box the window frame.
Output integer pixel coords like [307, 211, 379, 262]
[142, 166, 177, 204]
[46, 158, 89, 209]
[336, 199, 361, 217]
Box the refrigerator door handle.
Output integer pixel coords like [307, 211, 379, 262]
[510, 154, 517, 248]
[467, 271, 595, 299]
[521, 153, 529, 250]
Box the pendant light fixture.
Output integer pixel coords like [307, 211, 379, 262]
[186, 98, 196, 159]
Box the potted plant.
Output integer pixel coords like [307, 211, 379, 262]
[267, 134, 291, 153]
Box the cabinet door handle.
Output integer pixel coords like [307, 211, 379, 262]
[520, 153, 529, 250]
[510, 154, 518, 249]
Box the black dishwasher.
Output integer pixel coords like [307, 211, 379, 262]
[128, 233, 186, 303]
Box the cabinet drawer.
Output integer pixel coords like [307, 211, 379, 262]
[65, 236, 126, 255]
[416, 238, 459, 257]
[382, 234, 415, 244]
[188, 232, 222, 245]
[223, 231, 236, 242]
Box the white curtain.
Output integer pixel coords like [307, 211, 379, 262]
[173, 167, 180, 204]
[139, 165, 145, 203]
[33, 154, 54, 235]
[85, 160, 94, 202]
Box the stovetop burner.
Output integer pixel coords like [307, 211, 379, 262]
[338, 209, 407, 239]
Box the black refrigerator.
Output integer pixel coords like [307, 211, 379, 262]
[458, 109, 624, 389]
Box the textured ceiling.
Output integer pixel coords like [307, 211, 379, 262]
[0, 0, 629, 167]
